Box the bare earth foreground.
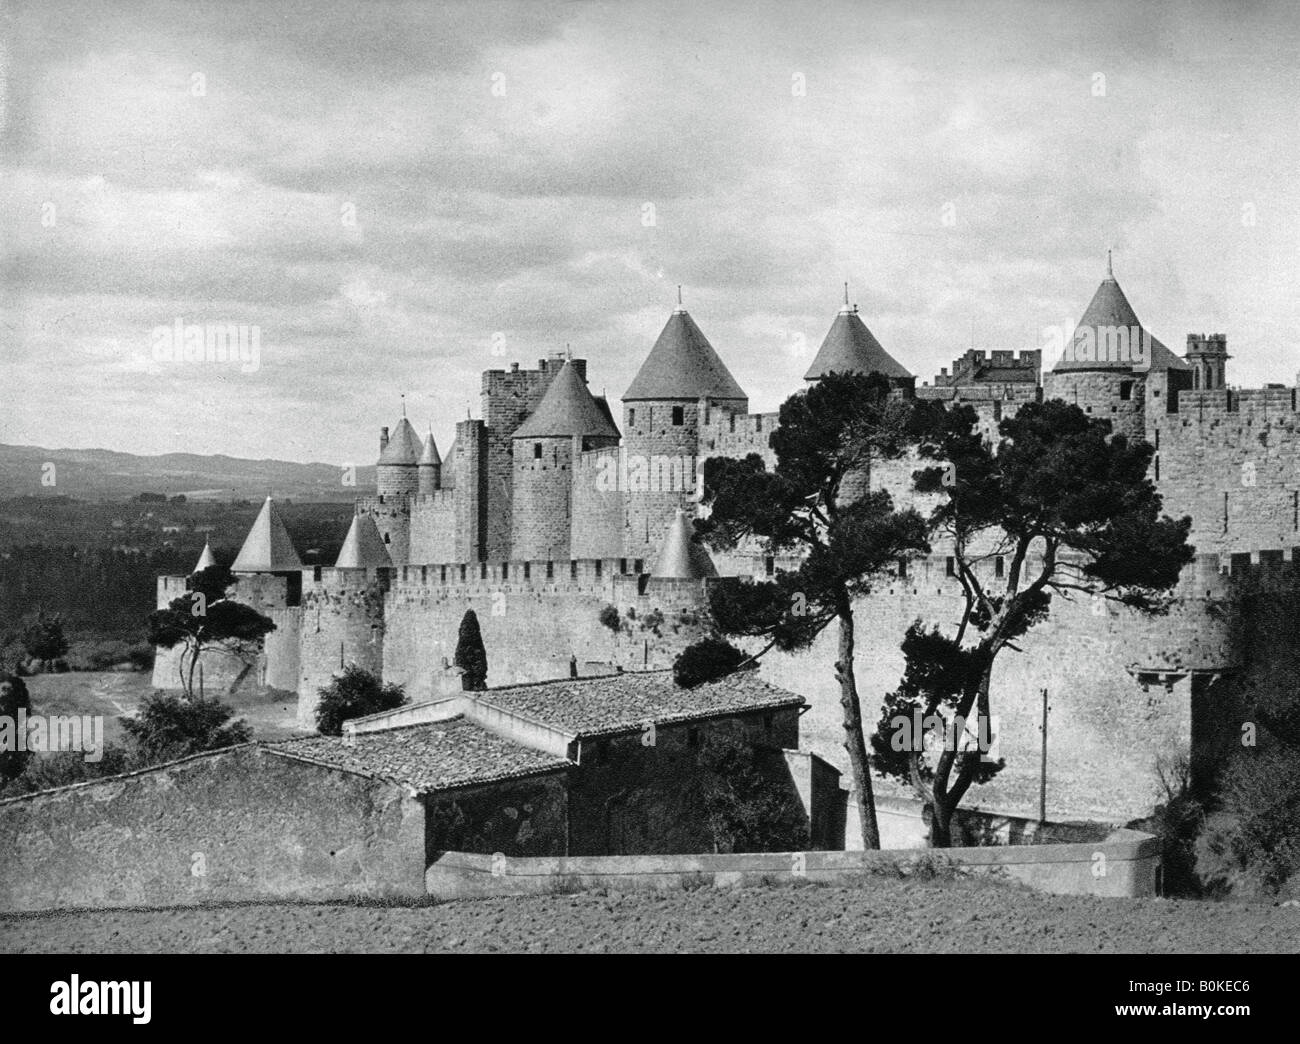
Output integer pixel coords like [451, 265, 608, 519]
[3, 878, 1297, 954]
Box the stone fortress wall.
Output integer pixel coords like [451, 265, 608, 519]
[151, 279, 1300, 822]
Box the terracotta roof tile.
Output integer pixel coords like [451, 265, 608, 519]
[479, 670, 804, 739]
[266, 716, 568, 792]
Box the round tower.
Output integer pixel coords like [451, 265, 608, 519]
[1043, 257, 1190, 440]
[511, 359, 620, 560]
[621, 302, 748, 562]
[805, 291, 916, 501]
[417, 426, 442, 495]
[804, 288, 914, 394]
[377, 415, 421, 496]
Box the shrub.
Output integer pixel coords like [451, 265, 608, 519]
[120, 692, 252, 764]
[598, 604, 621, 633]
[1128, 754, 1206, 898]
[0, 745, 132, 799]
[698, 735, 808, 853]
[1199, 749, 1300, 896]
[673, 636, 748, 688]
[315, 664, 407, 736]
[21, 610, 69, 671]
[0, 673, 32, 782]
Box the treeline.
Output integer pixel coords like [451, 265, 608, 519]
[0, 545, 195, 639]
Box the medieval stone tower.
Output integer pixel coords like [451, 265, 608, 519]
[153, 263, 1300, 821]
[1043, 257, 1192, 440]
[621, 304, 749, 561]
[511, 359, 620, 560]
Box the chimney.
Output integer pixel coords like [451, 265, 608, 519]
[379, 426, 390, 453]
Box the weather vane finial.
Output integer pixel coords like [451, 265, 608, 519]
[1107, 249, 1113, 278]
[677, 284, 682, 306]
[844, 281, 849, 307]
[400, 393, 406, 418]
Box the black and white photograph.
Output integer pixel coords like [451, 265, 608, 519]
[0, 0, 1296, 994]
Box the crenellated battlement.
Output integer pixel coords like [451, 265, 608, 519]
[929, 348, 1042, 388]
[1163, 384, 1299, 419]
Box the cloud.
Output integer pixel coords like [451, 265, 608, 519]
[3, 0, 1300, 464]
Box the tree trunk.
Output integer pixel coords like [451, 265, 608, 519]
[184, 643, 199, 700]
[929, 794, 954, 847]
[835, 607, 880, 849]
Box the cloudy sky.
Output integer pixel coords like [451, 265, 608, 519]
[3, 0, 1299, 466]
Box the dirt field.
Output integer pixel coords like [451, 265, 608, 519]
[3, 877, 1296, 954]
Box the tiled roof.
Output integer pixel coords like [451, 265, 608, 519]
[334, 513, 392, 568]
[1056, 276, 1190, 373]
[419, 428, 442, 466]
[513, 360, 621, 440]
[478, 670, 804, 739]
[266, 716, 568, 793]
[379, 417, 423, 465]
[804, 307, 912, 381]
[623, 309, 748, 402]
[651, 508, 717, 579]
[194, 540, 217, 572]
[231, 496, 303, 572]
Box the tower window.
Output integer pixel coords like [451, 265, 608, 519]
[993, 400, 1002, 421]
[534, 443, 542, 459]
[995, 556, 1005, 578]
[672, 406, 684, 426]
[945, 556, 956, 577]
[1120, 381, 1133, 401]
[628, 408, 635, 426]
[896, 558, 908, 578]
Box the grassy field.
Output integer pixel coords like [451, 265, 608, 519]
[21, 670, 306, 746]
[2, 876, 1297, 954]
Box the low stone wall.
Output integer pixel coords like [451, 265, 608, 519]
[426, 829, 1160, 900]
[0, 746, 427, 913]
[866, 793, 1112, 851]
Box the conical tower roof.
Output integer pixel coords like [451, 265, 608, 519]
[804, 306, 912, 381]
[232, 496, 303, 572]
[1057, 263, 1189, 373]
[379, 416, 422, 464]
[419, 428, 442, 466]
[651, 508, 718, 579]
[194, 540, 217, 572]
[514, 360, 621, 440]
[334, 513, 392, 568]
[624, 308, 747, 402]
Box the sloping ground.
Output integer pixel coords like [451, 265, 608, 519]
[3, 877, 1296, 954]
[22, 671, 305, 746]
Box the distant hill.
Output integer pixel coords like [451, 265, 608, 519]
[0, 444, 376, 502]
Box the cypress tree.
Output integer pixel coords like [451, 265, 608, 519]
[454, 609, 488, 690]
